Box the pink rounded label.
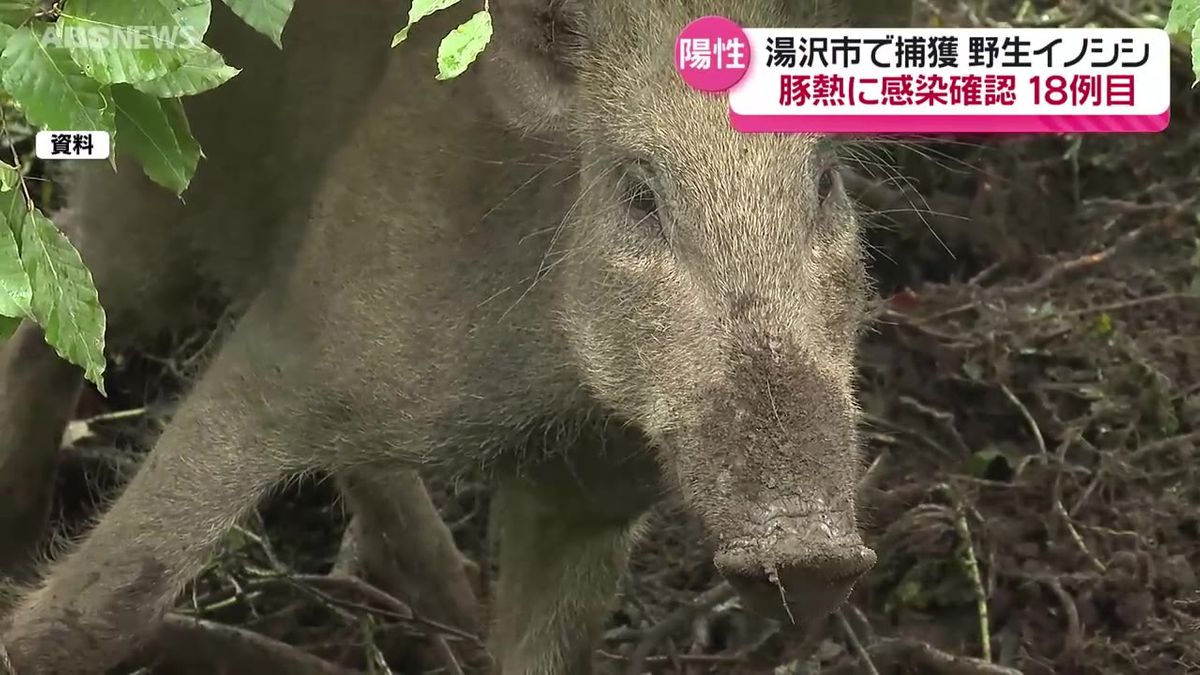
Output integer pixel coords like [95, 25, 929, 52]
[674, 15, 750, 93]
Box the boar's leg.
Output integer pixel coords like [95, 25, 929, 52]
[0, 324, 87, 580]
[335, 466, 482, 640]
[0, 166, 210, 581]
[489, 435, 661, 675]
[491, 479, 641, 674]
[0, 298, 319, 675]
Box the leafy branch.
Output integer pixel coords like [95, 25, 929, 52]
[0, 0, 490, 393]
[391, 0, 493, 81]
[1166, 0, 1200, 78]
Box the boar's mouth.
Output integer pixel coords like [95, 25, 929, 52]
[710, 505, 877, 626]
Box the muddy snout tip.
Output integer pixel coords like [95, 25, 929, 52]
[714, 538, 876, 626]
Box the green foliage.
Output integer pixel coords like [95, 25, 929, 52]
[436, 10, 492, 81]
[1168, 0, 1200, 79]
[392, 0, 466, 47]
[0, 27, 113, 132]
[21, 206, 107, 391]
[133, 47, 238, 98]
[391, 0, 493, 81]
[966, 447, 1013, 481]
[0, 0, 269, 390]
[0, 0, 242, 390]
[883, 556, 978, 615]
[0, 164, 106, 392]
[113, 84, 201, 194]
[0, 190, 30, 317]
[0, 0, 488, 392]
[220, 0, 295, 48]
[58, 0, 203, 84]
[0, 2, 34, 27]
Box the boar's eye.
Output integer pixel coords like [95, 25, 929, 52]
[619, 161, 664, 235]
[817, 164, 838, 204]
[626, 179, 658, 218]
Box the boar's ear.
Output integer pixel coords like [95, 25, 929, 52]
[484, 0, 588, 135]
[841, 0, 915, 27]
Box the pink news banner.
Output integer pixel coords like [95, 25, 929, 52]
[675, 16, 1173, 133]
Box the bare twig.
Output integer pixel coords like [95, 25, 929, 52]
[433, 637, 466, 675]
[295, 574, 483, 647]
[1001, 221, 1171, 298]
[598, 650, 743, 666]
[836, 610, 880, 675]
[625, 582, 736, 675]
[1000, 385, 1047, 456]
[1128, 430, 1200, 461]
[822, 638, 1025, 675]
[1044, 579, 1083, 659]
[1028, 292, 1200, 323]
[129, 614, 360, 675]
[952, 500, 993, 663]
[860, 449, 889, 490]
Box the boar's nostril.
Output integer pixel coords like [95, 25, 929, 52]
[793, 543, 876, 585]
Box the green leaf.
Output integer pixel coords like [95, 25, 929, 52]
[57, 0, 209, 85]
[392, 0, 463, 47]
[133, 46, 239, 98]
[113, 84, 201, 194]
[0, 168, 26, 226]
[0, 26, 113, 132]
[0, 21, 15, 50]
[0, 314, 18, 341]
[0, 161, 17, 191]
[1191, 33, 1200, 81]
[221, 0, 295, 48]
[0, 1, 36, 28]
[1167, 0, 1200, 79]
[174, 0, 212, 38]
[1167, 0, 1200, 34]
[436, 10, 491, 81]
[966, 448, 1013, 482]
[20, 207, 106, 392]
[0, 193, 30, 317]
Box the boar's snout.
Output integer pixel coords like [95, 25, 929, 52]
[713, 510, 875, 626]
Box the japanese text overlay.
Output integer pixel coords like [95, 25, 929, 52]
[675, 22, 1171, 134]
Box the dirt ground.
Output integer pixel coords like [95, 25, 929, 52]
[11, 2, 1200, 674]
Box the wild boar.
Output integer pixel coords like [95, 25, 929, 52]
[1, 0, 912, 672]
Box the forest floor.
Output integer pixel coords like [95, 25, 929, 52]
[14, 1, 1200, 674]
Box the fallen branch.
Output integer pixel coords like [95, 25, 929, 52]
[1043, 578, 1084, 660]
[952, 497, 993, 663]
[599, 650, 744, 667]
[624, 582, 737, 675]
[1127, 430, 1200, 462]
[836, 610, 879, 675]
[1022, 292, 1200, 323]
[823, 638, 1025, 675]
[1001, 220, 1171, 298]
[126, 614, 360, 675]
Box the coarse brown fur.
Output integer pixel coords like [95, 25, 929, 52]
[1, 0, 913, 673]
